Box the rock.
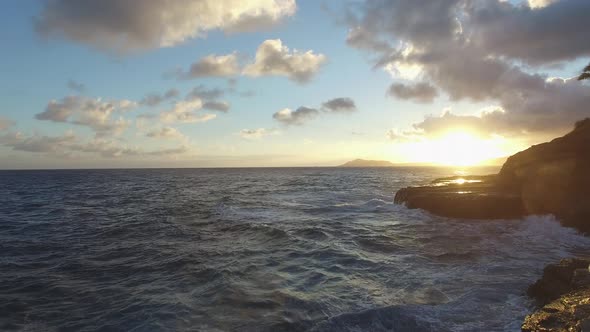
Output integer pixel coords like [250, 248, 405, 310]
[394, 119, 590, 234]
[527, 258, 590, 306]
[394, 176, 525, 219]
[522, 288, 590, 332]
[522, 258, 590, 332]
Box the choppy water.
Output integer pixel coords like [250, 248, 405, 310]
[1, 167, 589, 332]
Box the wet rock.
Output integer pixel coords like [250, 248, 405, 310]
[394, 176, 524, 220]
[522, 258, 590, 332]
[522, 288, 590, 332]
[527, 258, 590, 305]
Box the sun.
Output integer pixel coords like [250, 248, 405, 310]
[399, 131, 510, 166]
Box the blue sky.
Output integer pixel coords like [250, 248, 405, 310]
[0, 0, 588, 168]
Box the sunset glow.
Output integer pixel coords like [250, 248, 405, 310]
[399, 131, 511, 166]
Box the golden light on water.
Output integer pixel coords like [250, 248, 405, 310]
[398, 131, 512, 166]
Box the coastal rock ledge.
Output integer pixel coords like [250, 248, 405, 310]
[394, 118, 590, 234]
[522, 258, 590, 332]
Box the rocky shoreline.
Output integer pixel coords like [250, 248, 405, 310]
[522, 258, 590, 331]
[395, 118, 590, 234]
[394, 119, 590, 331]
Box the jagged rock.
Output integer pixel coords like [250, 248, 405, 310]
[394, 119, 590, 234]
[522, 288, 590, 332]
[527, 258, 590, 305]
[522, 258, 590, 332]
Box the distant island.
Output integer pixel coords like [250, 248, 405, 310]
[338, 159, 396, 167]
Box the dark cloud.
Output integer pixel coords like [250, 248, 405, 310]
[468, 0, 590, 65]
[273, 107, 320, 125]
[321, 97, 357, 113]
[275, 97, 359, 126]
[183, 54, 239, 79]
[186, 85, 225, 101]
[388, 82, 438, 103]
[67, 80, 85, 93]
[140, 88, 179, 107]
[203, 101, 230, 112]
[35, 0, 296, 52]
[348, 0, 590, 138]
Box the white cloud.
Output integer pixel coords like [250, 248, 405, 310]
[0, 130, 189, 159]
[160, 99, 217, 124]
[36, 0, 297, 52]
[528, 0, 559, 9]
[243, 39, 327, 83]
[239, 128, 278, 139]
[35, 96, 135, 137]
[0, 131, 77, 154]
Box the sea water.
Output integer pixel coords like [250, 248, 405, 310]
[1, 167, 589, 331]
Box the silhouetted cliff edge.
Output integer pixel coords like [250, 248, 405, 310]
[395, 118, 590, 234]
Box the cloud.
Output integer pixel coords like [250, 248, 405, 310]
[160, 99, 217, 124]
[35, 0, 297, 52]
[346, 26, 392, 53]
[468, 0, 590, 64]
[243, 39, 327, 83]
[140, 89, 179, 107]
[388, 82, 438, 103]
[274, 97, 358, 126]
[146, 127, 186, 140]
[35, 96, 136, 137]
[183, 54, 240, 79]
[386, 128, 423, 142]
[0, 117, 14, 131]
[321, 97, 357, 113]
[273, 107, 319, 125]
[0, 131, 77, 154]
[203, 101, 230, 112]
[239, 128, 278, 139]
[347, 0, 590, 139]
[0, 131, 188, 158]
[186, 85, 225, 101]
[69, 139, 189, 158]
[67, 80, 85, 93]
[528, 0, 559, 9]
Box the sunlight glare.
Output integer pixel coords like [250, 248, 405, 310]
[399, 131, 510, 166]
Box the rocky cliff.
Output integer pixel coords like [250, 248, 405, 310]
[394, 119, 590, 233]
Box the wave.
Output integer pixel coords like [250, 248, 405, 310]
[310, 305, 443, 332]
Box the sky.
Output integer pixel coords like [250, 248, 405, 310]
[0, 0, 589, 169]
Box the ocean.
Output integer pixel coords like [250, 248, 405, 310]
[1, 167, 589, 331]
